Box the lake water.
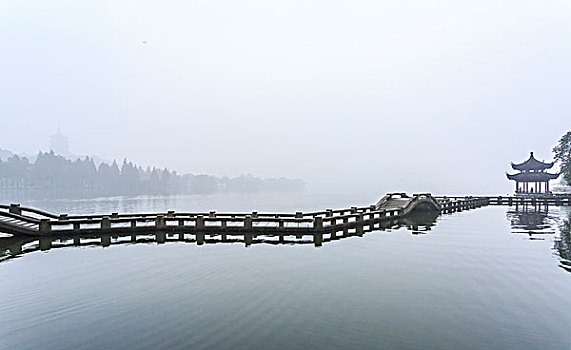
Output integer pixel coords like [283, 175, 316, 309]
[1, 192, 571, 350]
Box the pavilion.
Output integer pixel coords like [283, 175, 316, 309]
[506, 152, 559, 194]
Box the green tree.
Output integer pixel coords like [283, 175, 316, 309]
[553, 131, 571, 185]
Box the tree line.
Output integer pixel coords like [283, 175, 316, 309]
[554, 130, 571, 185]
[0, 151, 304, 197]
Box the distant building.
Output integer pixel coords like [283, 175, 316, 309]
[506, 152, 559, 194]
[49, 130, 70, 156]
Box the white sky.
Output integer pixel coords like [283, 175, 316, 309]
[1, 0, 570, 194]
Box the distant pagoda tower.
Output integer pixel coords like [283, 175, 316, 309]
[506, 151, 559, 194]
[49, 129, 70, 156]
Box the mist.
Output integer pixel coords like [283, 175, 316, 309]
[1, 0, 570, 195]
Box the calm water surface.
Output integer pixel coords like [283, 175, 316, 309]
[1, 192, 571, 350]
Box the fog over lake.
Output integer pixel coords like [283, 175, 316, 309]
[2, 0, 570, 194]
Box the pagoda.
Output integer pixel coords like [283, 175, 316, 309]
[506, 152, 559, 194]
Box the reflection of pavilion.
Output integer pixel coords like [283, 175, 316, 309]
[507, 206, 571, 274]
[506, 206, 554, 238]
[0, 213, 440, 262]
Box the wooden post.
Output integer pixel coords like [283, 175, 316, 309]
[9, 204, 21, 215]
[73, 222, 80, 230]
[101, 216, 111, 229]
[196, 233, 205, 245]
[131, 220, 137, 228]
[39, 237, 51, 250]
[39, 219, 51, 233]
[155, 215, 165, 229]
[314, 216, 323, 230]
[244, 216, 252, 229]
[313, 232, 323, 247]
[357, 214, 364, 235]
[196, 216, 204, 229]
[156, 232, 166, 243]
[9, 244, 22, 255]
[101, 235, 111, 247]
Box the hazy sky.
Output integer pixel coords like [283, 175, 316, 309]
[1, 0, 570, 194]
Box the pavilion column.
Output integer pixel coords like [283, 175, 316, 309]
[546, 181, 549, 193]
[515, 181, 518, 193]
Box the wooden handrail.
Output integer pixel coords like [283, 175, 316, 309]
[0, 211, 40, 224]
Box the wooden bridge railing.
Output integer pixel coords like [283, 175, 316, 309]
[6, 194, 567, 237]
[434, 195, 571, 207]
[0, 210, 40, 224]
[39, 208, 405, 233]
[1, 202, 405, 235]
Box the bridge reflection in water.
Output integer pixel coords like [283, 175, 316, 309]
[507, 203, 571, 274]
[0, 211, 440, 263]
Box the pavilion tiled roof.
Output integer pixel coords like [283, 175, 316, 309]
[511, 151, 555, 171]
[506, 171, 559, 182]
